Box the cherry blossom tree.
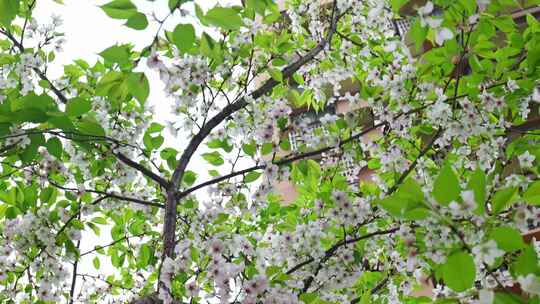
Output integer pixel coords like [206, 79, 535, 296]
[0, 0, 539, 303]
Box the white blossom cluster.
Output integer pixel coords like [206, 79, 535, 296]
[0, 208, 77, 302]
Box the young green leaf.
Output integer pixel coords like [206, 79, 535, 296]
[99, 44, 132, 65]
[523, 181, 540, 205]
[125, 12, 148, 30]
[409, 18, 428, 51]
[268, 68, 283, 82]
[183, 170, 197, 186]
[172, 23, 196, 54]
[205, 7, 244, 30]
[491, 187, 518, 214]
[244, 171, 262, 183]
[100, 0, 137, 19]
[202, 151, 224, 166]
[442, 251, 476, 292]
[489, 226, 525, 252]
[126, 72, 150, 106]
[467, 168, 486, 214]
[511, 245, 539, 276]
[65, 97, 92, 117]
[0, 0, 20, 27]
[93, 256, 100, 269]
[433, 163, 461, 205]
[45, 137, 63, 159]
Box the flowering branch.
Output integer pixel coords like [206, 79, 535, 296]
[162, 0, 343, 260]
[0, 29, 68, 103]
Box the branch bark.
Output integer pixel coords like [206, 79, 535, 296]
[48, 180, 164, 208]
[115, 152, 170, 189]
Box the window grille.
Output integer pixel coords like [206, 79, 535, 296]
[395, 19, 412, 37]
[288, 121, 327, 151]
[288, 106, 335, 151]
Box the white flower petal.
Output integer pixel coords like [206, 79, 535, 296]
[435, 28, 453, 45]
[418, 1, 434, 15]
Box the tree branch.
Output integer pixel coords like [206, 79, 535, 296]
[297, 227, 399, 293]
[80, 233, 147, 257]
[286, 227, 398, 278]
[69, 214, 81, 304]
[115, 152, 170, 189]
[47, 180, 164, 208]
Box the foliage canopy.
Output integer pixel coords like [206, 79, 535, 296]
[0, 0, 540, 303]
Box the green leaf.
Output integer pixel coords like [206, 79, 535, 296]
[432, 163, 461, 205]
[138, 243, 152, 268]
[491, 187, 518, 214]
[39, 187, 55, 205]
[390, 0, 407, 12]
[527, 43, 540, 73]
[467, 169, 486, 214]
[65, 97, 92, 117]
[168, 0, 181, 11]
[524, 181, 540, 205]
[202, 151, 224, 166]
[183, 170, 197, 186]
[99, 44, 132, 65]
[0, 0, 19, 27]
[205, 7, 244, 30]
[125, 12, 148, 30]
[242, 142, 256, 157]
[396, 178, 424, 202]
[207, 139, 232, 152]
[200, 32, 216, 59]
[261, 142, 273, 155]
[409, 18, 428, 51]
[78, 120, 106, 137]
[511, 244, 538, 276]
[458, 0, 476, 15]
[45, 137, 62, 159]
[21, 134, 44, 163]
[126, 72, 149, 106]
[268, 68, 283, 82]
[292, 73, 304, 85]
[299, 293, 318, 304]
[93, 256, 100, 269]
[147, 122, 164, 134]
[92, 217, 108, 225]
[100, 0, 136, 19]
[244, 171, 261, 183]
[492, 16, 516, 33]
[15, 93, 57, 111]
[442, 251, 476, 292]
[246, 0, 267, 15]
[493, 292, 526, 304]
[5, 206, 18, 219]
[377, 178, 427, 219]
[0, 54, 15, 65]
[358, 290, 371, 304]
[172, 23, 196, 54]
[195, 3, 207, 26]
[489, 226, 525, 252]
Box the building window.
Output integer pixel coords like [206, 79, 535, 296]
[288, 105, 335, 151]
[394, 18, 412, 38]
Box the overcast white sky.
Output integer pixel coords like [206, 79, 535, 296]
[31, 0, 239, 301]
